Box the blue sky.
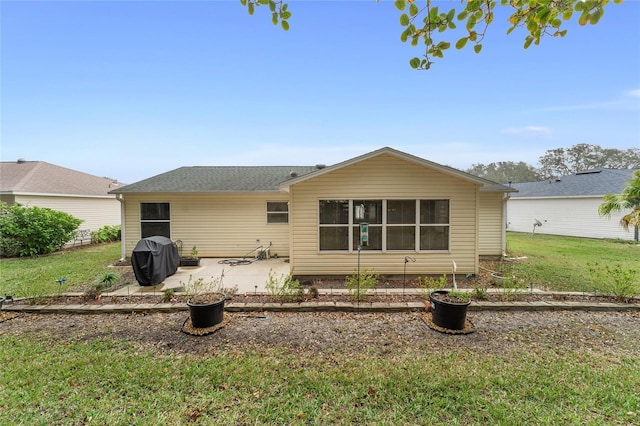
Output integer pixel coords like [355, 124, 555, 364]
[2, 0, 639, 184]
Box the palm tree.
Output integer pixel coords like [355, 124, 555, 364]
[598, 170, 640, 240]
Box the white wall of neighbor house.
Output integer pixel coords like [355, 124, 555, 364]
[288, 154, 484, 277]
[121, 193, 291, 258]
[10, 194, 121, 232]
[507, 197, 636, 240]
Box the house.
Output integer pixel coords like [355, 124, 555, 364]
[0, 159, 124, 239]
[110, 147, 515, 277]
[507, 168, 639, 241]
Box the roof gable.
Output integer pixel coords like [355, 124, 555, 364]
[279, 147, 515, 193]
[511, 168, 638, 198]
[0, 161, 124, 196]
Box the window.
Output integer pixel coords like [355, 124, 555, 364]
[352, 200, 382, 250]
[319, 199, 450, 252]
[319, 200, 349, 250]
[386, 200, 416, 250]
[267, 201, 289, 224]
[420, 200, 449, 250]
[140, 203, 170, 238]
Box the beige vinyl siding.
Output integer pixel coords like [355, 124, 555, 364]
[13, 195, 120, 232]
[0, 194, 16, 204]
[289, 154, 480, 276]
[478, 192, 504, 256]
[507, 197, 636, 240]
[122, 193, 291, 258]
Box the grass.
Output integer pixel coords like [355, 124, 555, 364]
[1, 236, 639, 423]
[506, 232, 640, 294]
[0, 337, 638, 425]
[0, 242, 122, 298]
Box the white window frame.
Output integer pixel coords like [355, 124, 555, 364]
[266, 201, 289, 224]
[318, 199, 450, 253]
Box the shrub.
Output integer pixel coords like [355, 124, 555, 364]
[91, 225, 121, 243]
[345, 268, 379, 301]
[0, 202, 82, 257]
[416, 274, 448, 299]
[266, 270, 302, 302]
[589, 262, 639, 301]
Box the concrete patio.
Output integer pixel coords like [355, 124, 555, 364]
[112, 257, 291, 296]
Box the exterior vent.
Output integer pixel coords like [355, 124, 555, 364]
[289, 171, 298, 178]
[17, 158, 26, 164]
[315, 164, 326, 169]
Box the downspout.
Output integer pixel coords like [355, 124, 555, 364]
[116, 194, 126, 261]
[502, 193, 510, 258]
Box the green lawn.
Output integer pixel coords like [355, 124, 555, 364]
[2, 237, 640, 424]
[507, 232, 640, 294]
[0, 337, 638, 425]
[2, 235, 638, 298]
[0, 242, 122, 298]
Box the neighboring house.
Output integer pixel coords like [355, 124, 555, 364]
[0, 159, 124, 239]
[111, 147, 515, 277]
[507, 168, 639, 241]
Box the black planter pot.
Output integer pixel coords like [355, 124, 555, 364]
[180, 257, 200, 267]
[187, 294, 225, 328]
[429, 290, 470, 330]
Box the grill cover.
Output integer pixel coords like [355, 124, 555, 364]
[131, 236, 179, 286]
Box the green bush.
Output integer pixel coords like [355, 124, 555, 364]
[345, 268, 379, 301]
[589, 262, 639, 301]
[91, 225, 121, 243]
[266, 270, 302, 302]
[0, 202, 82, 257]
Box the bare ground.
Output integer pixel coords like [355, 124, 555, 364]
[2, 310, 639, 358]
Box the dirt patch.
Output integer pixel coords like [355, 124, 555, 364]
[2, 310, 639, 358]
[11, 291, 638, 306]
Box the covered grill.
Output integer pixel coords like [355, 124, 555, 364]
[131, 236, 179, 286]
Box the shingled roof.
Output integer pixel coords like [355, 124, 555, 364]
[0, 160, 124, 196]
[110, 166, 321, 193]
[511, 168, 638, 198]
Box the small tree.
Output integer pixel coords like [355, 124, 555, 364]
[0, 202, 82, 257]
[598, 170, 640, 240]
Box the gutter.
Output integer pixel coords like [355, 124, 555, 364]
[116, 194, 126, 261]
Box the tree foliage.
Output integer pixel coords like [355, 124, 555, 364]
[538, 143, 640, 178]
[466, 161, 542, 183]
[0, 202, 83, 257]
[598, 170, 640, 235]
[240, 0, 623, 69]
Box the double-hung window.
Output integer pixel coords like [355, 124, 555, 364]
[420, 200, 450, 250]
[140, 202, 170, 238]
[386, 200, 416, 250]
[352, 200, 382, 250]
[318, 199, 450, 252]
[267, 201, 289, 224]
[319, 200, 350, 250]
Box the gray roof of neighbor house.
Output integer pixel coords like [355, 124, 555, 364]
[0, 160, 124, 196]
[111, 166, 322, 193]
[510, 168, 638, 198]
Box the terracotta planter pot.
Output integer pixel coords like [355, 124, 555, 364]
[429, 290, 470, 330]
[187, 293, 225, 328]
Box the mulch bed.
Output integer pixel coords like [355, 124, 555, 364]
[8, 291, 638, 306]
